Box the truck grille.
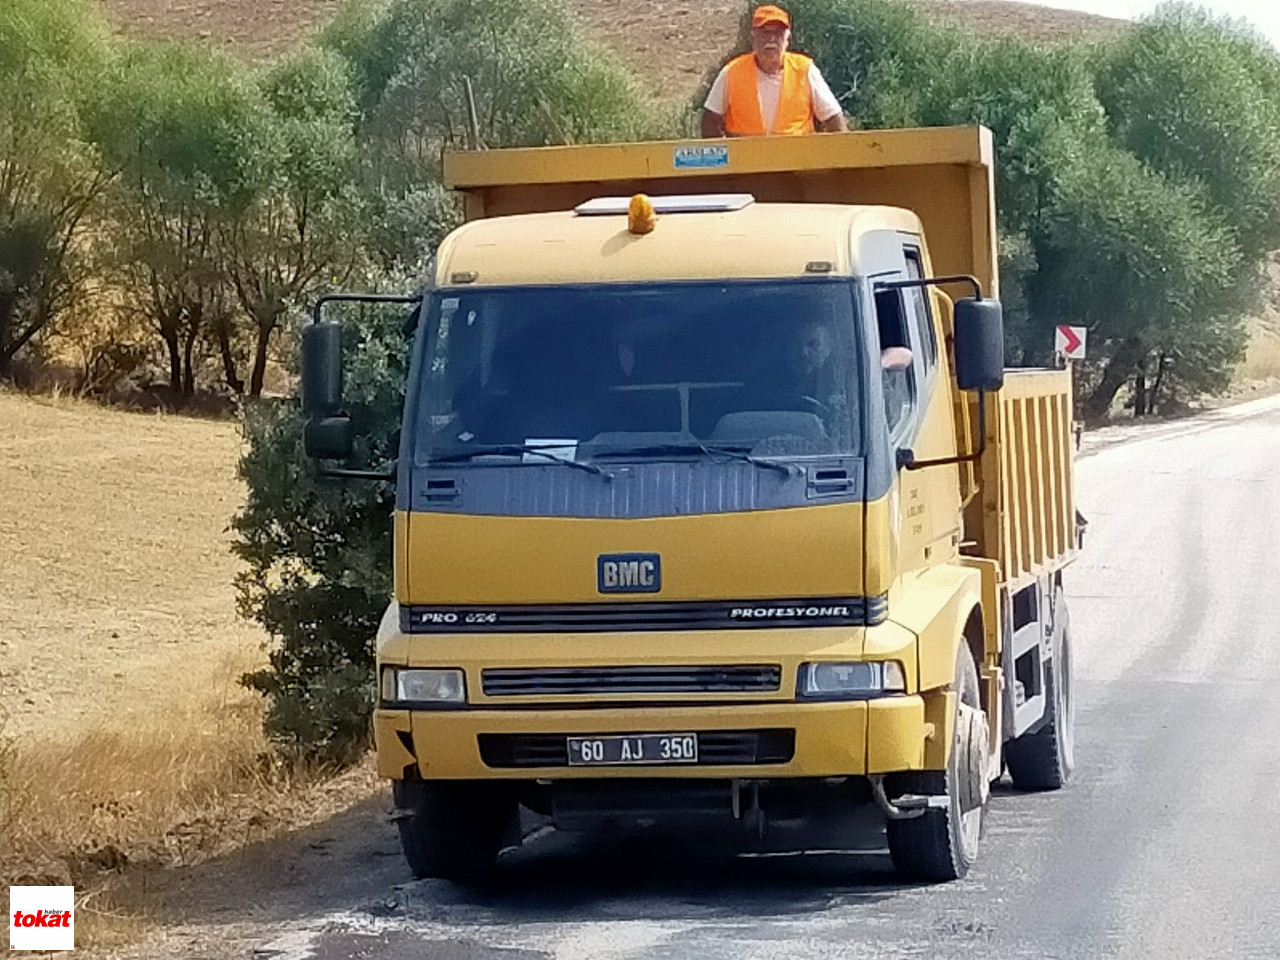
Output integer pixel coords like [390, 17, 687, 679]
[401, 597, 885, 633]
[477, 729, 796, 768]
[480, 664, 781, 697]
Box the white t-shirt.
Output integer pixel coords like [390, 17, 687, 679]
[704, 60, 843, 132]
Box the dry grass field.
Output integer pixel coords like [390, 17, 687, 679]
[0, 391, 261, 739]
[98, 0, 343, 58]
[0, 391, 256, 907]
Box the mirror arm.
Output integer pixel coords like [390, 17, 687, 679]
[312, 292, 423, 326]
[897, 392, 988, 471]
[317, 460, 397, 482]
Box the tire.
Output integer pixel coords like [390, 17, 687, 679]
[887, 645, 987, 882]
[1006, 590, 1076, 791]
[393, 779, 515, 882]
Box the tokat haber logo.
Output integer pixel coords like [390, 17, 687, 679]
[9, 886, 74, 951]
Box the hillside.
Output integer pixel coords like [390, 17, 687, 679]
[572, 0, 1125, 100]
[98, 0, 1126, 98]
[98, 0, 341, 57]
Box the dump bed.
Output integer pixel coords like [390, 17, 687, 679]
[968, 370, 1078, 585]
[444, 126, 999, 296]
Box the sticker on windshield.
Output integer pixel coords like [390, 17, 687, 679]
[522, 439, 578, 463]
[674, 145, 729, 169]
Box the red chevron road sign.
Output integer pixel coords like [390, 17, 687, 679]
[1055, 325, 1087, 360]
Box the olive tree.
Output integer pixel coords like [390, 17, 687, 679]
[223, 48, 365, 398]
[1030, 137, 1244, 419]
[0, 0, 109, 380]
[90, 43, 260, 395]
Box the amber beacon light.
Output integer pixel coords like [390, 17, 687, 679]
[627, 193, 658, 235]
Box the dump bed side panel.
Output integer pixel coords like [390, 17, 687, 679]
[966, 369, 1076, 584]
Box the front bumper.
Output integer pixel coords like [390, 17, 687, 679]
[374, 695, 941, 781]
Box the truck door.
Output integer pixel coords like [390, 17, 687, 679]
[859, 230, 963, 580]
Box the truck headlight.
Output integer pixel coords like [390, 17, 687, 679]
[381, 667, 466, 704]
[798, 661, 907, 699]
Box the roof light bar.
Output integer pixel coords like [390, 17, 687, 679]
[575, 194, 755, 216]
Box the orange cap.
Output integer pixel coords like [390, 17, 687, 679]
[751, 4, 790, 28]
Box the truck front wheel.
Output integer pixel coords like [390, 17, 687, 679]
[886, 645, 987, 882]
[393, 779, 516, 882]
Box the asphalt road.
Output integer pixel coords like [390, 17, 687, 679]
[127, 396, 1280, 960]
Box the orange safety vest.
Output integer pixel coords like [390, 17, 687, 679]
[722, 52, 815, 136]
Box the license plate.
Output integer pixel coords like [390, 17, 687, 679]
[567, 733, 698, 766]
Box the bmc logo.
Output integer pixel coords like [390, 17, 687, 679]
[597, 554, 661, 594]
[9, 885, 75, 950]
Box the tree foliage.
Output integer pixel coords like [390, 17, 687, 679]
[224, 47, 365, 397]
[1031, 138, 1245, 417]
[329, 0, 664, 167]
[1096, 4, 1280, 261]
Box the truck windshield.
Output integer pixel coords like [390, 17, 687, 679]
[411, 280, 864, 466]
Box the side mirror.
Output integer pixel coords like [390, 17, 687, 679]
[302, 321, 343, 416]
[301, 322, 352, 460]
[953, 298, 1004, 392]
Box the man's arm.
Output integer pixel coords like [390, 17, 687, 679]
[701, 67, 730, 138]
[701, 109, 727, 138]
[809, 64, 849, 133]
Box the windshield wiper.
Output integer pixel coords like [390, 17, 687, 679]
[429, 444, 611, 479]
[594, 442, 794, 477]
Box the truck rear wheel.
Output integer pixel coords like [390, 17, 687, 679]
[393, 779, 515, 882]
[886, 645, 986, 882]
[1006, 591, 1075, 791]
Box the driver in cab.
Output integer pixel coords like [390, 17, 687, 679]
[785, 317, 848, 425]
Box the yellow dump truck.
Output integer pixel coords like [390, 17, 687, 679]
[301, 125, 1079, 882]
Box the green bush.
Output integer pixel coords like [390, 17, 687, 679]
[1030, 135, 1245, 417]
[324, 0, 672, 190]
[1096, 4, 1280, 261]
[234, 291, 418, 763]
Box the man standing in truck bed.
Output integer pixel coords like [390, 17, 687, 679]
[701, 4, 848, 137]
